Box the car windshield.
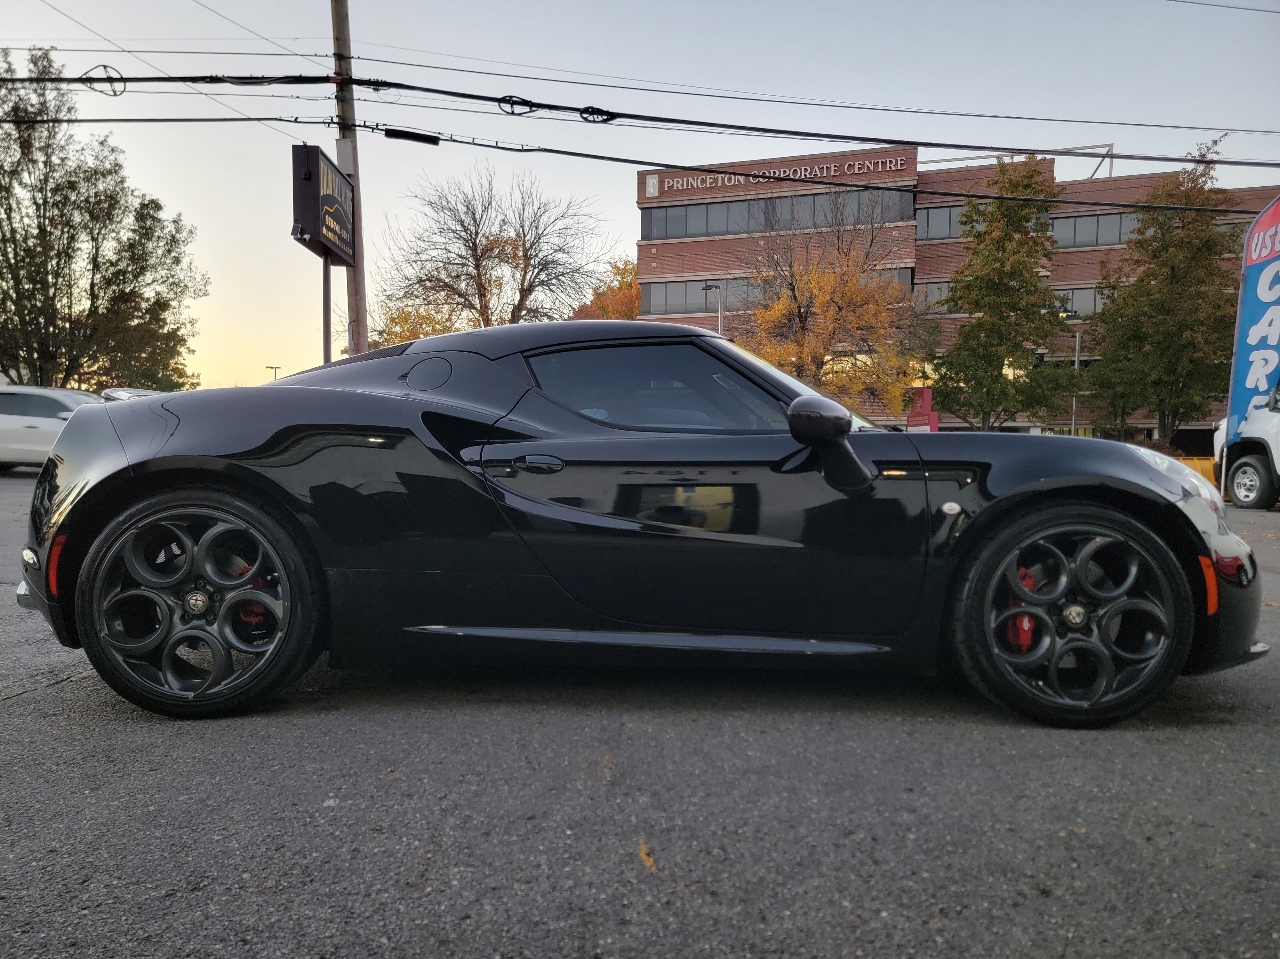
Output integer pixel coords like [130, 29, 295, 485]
[715, 341, 878, 431]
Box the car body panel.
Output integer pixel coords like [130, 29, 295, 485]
[18, 321, 1264, 678]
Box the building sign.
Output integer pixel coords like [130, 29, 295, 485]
[906, 387, 938, 432]
[1225, 193, 1280, 446]
[653, 153, 913, 197]
[291, 144, 356, 268]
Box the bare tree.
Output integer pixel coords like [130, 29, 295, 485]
[382, 165, 606, 326]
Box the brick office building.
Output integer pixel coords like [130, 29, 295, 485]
[632, 146, 1279, 452]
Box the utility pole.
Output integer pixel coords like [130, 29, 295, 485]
[331, 0, 368, 355]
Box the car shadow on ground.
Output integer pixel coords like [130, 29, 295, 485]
[233, 642, 1266, 732]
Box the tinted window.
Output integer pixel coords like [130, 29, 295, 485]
[666, 205, 686, 239]
[640, 208, 652, 241]
[1052, 217, 1074, 249]
[640, 283, 652, 315]
[814, 193, 835, 229]
[686, 204, 707, 237]
[650, 282, 666, 314]
[707, 202, 728, 235]
[1075, 216, 1098, 247]
[0, 393, 24, 416]
[651, 207, 666, 240]
[727, 201, 748, 235]
[528, 344, 790, 432]
[1121, 212, 1140, 242]
[26, 395, 70, 418]
[666, 281, 686, 313]
[747, 200, 766, 233]
[1097, 213, 1122, 246]
[792, 194, 814, 230]
[685, 281, 706, 313]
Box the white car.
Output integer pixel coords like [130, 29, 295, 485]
[0, 386, 102, 469]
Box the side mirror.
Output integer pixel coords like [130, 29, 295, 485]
[56, 411, 73, 421]
[786, 395, 874, 492]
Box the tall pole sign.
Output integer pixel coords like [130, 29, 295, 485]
[1223, 194, 1280, 462]
[291, 144, 356, 364]
[331, 0, 369, 356]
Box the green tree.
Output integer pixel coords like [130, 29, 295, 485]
[1085, 142, 1240, 441]
[930, 157, 1068, 430]
[0, 49, 205, 391]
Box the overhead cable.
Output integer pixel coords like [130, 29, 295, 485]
[14, 47, 1279, 136]
[0, 110, 1265, 214]
[8, 72, 1280, 170]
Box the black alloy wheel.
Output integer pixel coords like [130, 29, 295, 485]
[1227, 456, 1278, 510]
[953, 503, 1195, 728]
[76, 489, 324, 718]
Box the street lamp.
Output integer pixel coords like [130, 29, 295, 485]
[702, 282, 723, 336]
[1061, 311, 1083, 436]
[266, 365, 281, 380]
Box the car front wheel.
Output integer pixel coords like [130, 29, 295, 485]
[952, 503, 1195, 728]
[75, 489, 325, 718]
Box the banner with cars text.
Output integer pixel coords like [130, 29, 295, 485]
[1225, 194, 1280, 447]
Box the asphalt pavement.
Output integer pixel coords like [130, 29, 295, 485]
[1, 468, 1277, 958]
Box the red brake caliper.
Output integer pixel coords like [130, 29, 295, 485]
[233, 564, 267, 628]
[1007, 567, 1037, 653]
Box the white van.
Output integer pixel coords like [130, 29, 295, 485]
[0, 386, 102, 469]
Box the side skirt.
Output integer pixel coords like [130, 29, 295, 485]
[406, 625, 887, 656]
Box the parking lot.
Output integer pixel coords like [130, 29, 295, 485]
[0, 468, 1276, 959]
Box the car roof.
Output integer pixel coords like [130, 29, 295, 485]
[404, 320, 720, 360]
[0, 385, 96, 395]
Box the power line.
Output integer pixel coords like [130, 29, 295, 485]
[1165, 0, 1280, 11]
[13, 44, 1277, 136]
[9, 72, 1280, 171]
[185, 1, 331, 70]
[346, 53, 1280, 138]
[32, 0, 301, 142]
[0, 109, 1266, 214]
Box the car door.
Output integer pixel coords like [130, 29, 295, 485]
[480, 340, 928, 638]
[18, 393, 73, 460]
[0, 393, 29, 461]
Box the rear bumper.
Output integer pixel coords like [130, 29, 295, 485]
[18, 569, 79, 649]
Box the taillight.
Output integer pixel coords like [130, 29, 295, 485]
[47, 534, 67, 598]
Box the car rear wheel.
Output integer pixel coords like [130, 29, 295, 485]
[1227, 456, 1277, 509]
[951, 503, 1195, 728]
[76, 489, 325, 718]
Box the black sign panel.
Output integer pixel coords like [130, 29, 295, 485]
[291, 145, 356, 268]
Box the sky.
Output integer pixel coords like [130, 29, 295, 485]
[5, 0, 1279, 387]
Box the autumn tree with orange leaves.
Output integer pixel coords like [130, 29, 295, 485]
[570, 260, 641, 320]
[740, 192, 931, 417]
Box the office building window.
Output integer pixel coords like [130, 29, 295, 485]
[915, 281, 952, 312]
[639, 279, 760, 315]
[1061, 287, 1099, 316]
[639, 189, 913, 241]
[916, 206, 964, 240]
[1052, 212, 1139, 249]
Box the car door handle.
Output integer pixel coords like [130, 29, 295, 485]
[23, 425, 38, 429]
[513, 454, 564, 474]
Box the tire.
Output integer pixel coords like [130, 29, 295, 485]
[75, 488, 325, 718]
[1227, 456, 1278, 509]
[951, 502, 1195, 728]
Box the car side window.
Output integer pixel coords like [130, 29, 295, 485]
[0, 393, 22, 416]
[526, 343, 790, 432]
[25, 395, 70, 419]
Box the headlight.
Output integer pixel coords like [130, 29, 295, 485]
[1127, 445, 1225, 514]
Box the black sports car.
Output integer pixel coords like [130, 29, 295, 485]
[18, 321, 1267, 726]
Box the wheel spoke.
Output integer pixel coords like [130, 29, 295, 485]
[989, 606, 1056, 669]
[160, 629, 233, 695]
[1047, 640, 1115, 706]
[193, 521, 264, 588]
[101, 588, 172, 655]
[216, 587, 286, 653]
[1002, 540, 1071, 605]
[1097, 598, 1168, 663]
[1075, 536, 1140, 602]
[121, 523, 193, 588]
